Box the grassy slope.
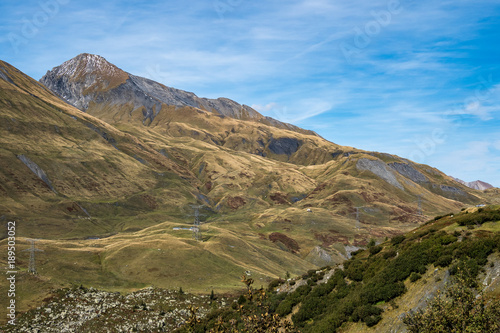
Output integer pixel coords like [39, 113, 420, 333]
[178, 206, 500, 333]
[0, 60, 498, 324]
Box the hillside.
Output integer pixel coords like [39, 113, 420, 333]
[3, 206, 499, 332]
[179, 205, 500, 333]
[0, 57, 499, 324]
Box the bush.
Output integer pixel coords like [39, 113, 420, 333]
[365, 314, 382, 327]
[455, 208, 500, 226]
[383, 249, 397, 259]
[435, 255, 453, 267]
[409, 272, 422, 282]
[391, 235, 405, 245]
[439, 234, 457, 245]
[370, 245, 383, 255]
[352, 304, 383, 323]
[237, 294, 247, 305]
[267, 278, 283, 291]
[351, 249, 364, 256]
[275, 299, 294, 316]
[345, 260, 365, 282]
[403, 274, 500, 332]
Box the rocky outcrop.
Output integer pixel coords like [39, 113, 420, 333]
[305, 246, 333, 266]
[268, 137, 302, 156]
[17, 154, 56, 193]
[389, 162, 428, 183]
[356, 158, 404, 190]
[7, 286, 231, 333]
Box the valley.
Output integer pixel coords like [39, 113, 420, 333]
[0, 54, 499, 331]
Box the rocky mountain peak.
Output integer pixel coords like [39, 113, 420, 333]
[50, 53, 126, 81]
[454, 178, 494, 191]
[40, 54, 130, 110]
[40, 54, 317, 136]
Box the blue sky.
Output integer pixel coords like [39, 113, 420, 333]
[0, 0, 499, 186]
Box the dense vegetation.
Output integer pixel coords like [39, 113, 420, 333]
[179, 207, 500, 332]
[403, 271, 500, 332]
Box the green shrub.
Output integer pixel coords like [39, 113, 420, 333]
[267, 278, 283, 291]
[237, 294, 247, 304]
[383, 249, 397, 259]
[351, 304, 383, 323]
[345, 260, 365, 282]
[275, 299, 294, 316]
[294, 285, 312, 297]
[391, 235, 405, 245]
[455, 208, 500, 226]
[365, 314, 382, 327]
[409, 272, 422, 282]
[351, 249, 364, 256]
[435, 255, 453, 267]
[370, 245, 383, 255]
[439, 234, 457, 245]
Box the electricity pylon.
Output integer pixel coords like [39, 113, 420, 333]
[414, 195, 423, 216]
[353, 206, 366, 229]
[23, 239, 43, 274]
[189, 205, 206, 241]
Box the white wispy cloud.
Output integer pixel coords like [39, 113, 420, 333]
[0, 0, 499, 184]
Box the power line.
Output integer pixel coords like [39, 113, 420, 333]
[353, 206, 366, 229]
[22, 239, 43, 274]
[189, 205, 206, 241]
[414, 195, 423, 216]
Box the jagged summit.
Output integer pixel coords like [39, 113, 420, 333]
[40, 53, 129, 110]
[454, 178, 494, 191]
[51, 53, 123, 78]
[40, 54, 316, 135]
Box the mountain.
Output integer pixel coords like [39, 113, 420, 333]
[453, 178, 494, 191]
[40, 53, 315, 136]
[0, 56, 499, 323]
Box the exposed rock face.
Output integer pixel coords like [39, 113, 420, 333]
[41, 53, 315, 135]
[268, 137, 302, 156]
[305, 246, 333, 266]
[454, 178, 494, 191]
[8, 286, 232, 333]
[0, 66, 15, 84]
[356, 158, 404, 190]
[17, 154, 56, 193]
[436, 184, 467, 196]
[389, 162, 428, 183]
[40, 53, 130, 110]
